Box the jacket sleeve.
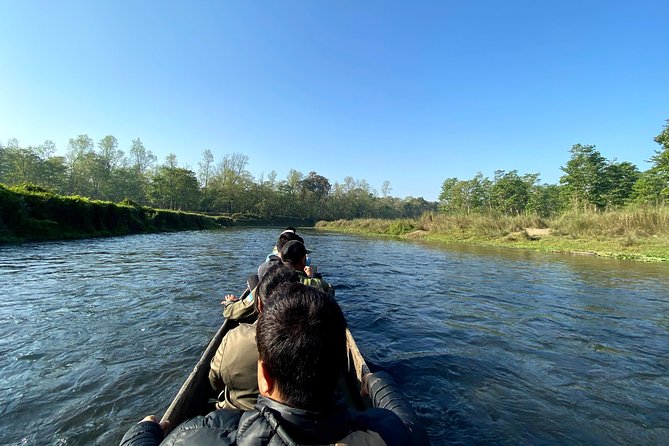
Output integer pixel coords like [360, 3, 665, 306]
[119, 421, 164, 446]
[223, 293, 256, 321]
[209, 331, 231, 394]
[366, 371, 430, 446]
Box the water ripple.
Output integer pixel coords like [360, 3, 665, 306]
[1, 229, 668, 445]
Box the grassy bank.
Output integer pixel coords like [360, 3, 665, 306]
[315, 208, 669, 262]
[0, 184, 223, 244]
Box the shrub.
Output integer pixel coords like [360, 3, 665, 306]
[386, 220, 415, 236]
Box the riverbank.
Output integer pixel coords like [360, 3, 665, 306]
[315, 209, 669, 262]
[0, 184, 224, 244]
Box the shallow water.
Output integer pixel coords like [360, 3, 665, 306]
[1, 228, 668, 445]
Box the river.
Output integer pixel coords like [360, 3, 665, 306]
[1, 228, 668, 445]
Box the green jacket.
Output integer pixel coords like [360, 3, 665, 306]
[222, 290, 257, 322]
[208, 323, 258, 411]
[297, 272, 335, 298]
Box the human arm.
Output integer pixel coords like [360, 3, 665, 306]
[222, 293, 257, 321]
[119, 416, 169, 446]
[221, 294, 239, 305]
[209, 333, 231, 394]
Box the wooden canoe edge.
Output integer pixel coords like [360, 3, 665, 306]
[160, 319, 232, 431]
[346, 328, 371, 389]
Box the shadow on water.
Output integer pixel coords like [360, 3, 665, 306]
[1, 228, 668, 445]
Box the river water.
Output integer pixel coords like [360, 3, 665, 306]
[0, 228, 668, 445]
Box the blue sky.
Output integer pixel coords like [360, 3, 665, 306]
[1, 1, 668, 201]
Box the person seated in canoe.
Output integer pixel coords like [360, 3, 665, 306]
[223, 233, 327, 321]
[257, 229, 305, 280]
[280, 240, 334, 297]
[221, 231, 303, 322]
[267, 226, 297, 256]
[120, 283, 413, 446]
[209, 263, 298, 411]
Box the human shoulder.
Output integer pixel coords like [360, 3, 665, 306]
[227, 323, 257, 341]
[161, 410, 243, 445]
[219, 324, 258, 360]
[336, 429, 387, 446]
[349, 408, 412, 446]
[298, 273, 335, 297]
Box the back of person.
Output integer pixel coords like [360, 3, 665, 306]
[209, 264, 298, 411]
[121, 283, 412, 446]
[281, 240, 335, 297]
[208, 322, 257, 410]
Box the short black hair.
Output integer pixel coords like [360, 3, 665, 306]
[254, 263, 298, 313]
[256, 282, 347, 411]
[280, 240, 307, 266]
[276, 232, 304, 252]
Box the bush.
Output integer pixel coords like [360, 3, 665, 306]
[0, 183, 221, 243]
[386, 220, 415, 236]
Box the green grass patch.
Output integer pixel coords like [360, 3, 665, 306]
[316, 209, 669, 262]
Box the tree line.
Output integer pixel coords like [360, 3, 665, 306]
[0, 135, 436, 220]
[439, 121, 669, 217]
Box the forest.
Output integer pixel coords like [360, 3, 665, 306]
[0, 136, 435, 221]
[1, 121, 667, 224]
[438, 121, 669, 217]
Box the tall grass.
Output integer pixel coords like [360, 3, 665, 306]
[315, 218, 418, 236]
[317, 207, 669, 240]
[552, 206, 669, 238]
[418, 212, 549, 237]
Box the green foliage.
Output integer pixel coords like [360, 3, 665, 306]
[490, 170, 538, 215]
[559, 144, 608, 210]
[438, 173, 490, 214]
[0, 183, 220, 244]
[386, 220, 416, 236]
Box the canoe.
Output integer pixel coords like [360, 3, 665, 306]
[160, 306, 429, 444]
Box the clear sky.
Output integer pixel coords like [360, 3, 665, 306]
[1, 1, 668, 201]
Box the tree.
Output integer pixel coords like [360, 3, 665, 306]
[129, 138, 156, 175]
[128, 138, 156, 204]
[208, 153, 254, 213]
[98, 135, 123, 169]
[438, 177, 459, 213]
[300, 171, 331, 199]
[651, 120, 669, 175]
[527, 184, 565, 217]
[559, 144, 607, 210]
[632, 121, 669, 205]
[149, 154, 200, 210]
[381, 180, 392, 198]
[66, 134, 95, 194]
[439, 173, 490, 214]
[198, 149, 214, 208]
[489, 170, 539, 215]
[601, 161, 640, 208]
[97, 135, 124, 197]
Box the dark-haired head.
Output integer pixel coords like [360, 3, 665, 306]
[254, 263, 298, 313]
[256, 282, 347, 411]
[276, 232, 304, 253]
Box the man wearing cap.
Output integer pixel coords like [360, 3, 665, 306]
[280, 240, 335, 297]
[222, 231, 309, 322]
